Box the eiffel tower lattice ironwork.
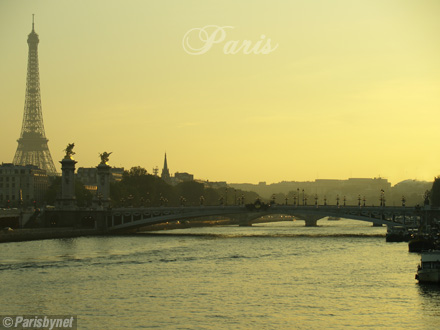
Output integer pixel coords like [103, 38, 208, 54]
[13, 16, 57, 175]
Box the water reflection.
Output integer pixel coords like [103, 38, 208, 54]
[418, 283, 440, 298]
[417, 283, 440, 318]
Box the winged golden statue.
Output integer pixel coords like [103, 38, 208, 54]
[99, 151, 112, 165]
[64, 143, 75, 159]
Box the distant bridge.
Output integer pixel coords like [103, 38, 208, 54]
[104, 205, 423, 232]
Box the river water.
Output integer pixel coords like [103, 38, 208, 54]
[1, 218, 440, 329]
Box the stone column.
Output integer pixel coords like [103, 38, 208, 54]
[95, 163, 111, 208]
[58, 157, 77, 209]
[303, 215, 322, 227]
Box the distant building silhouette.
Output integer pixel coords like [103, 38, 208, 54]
[13, 16, 57, 175]
[230, 177, 431, 206]
[174, 172, 194, 182]
[76, 167, 124, 192]
[0, 163, 49, 207]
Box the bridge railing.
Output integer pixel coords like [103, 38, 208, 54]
[106, 204, 423, 230]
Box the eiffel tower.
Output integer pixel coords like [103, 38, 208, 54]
[13, 16, 57, 175]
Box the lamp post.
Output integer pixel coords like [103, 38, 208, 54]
[302, 189, 305, 206]
[336, 195, 340, 207]
[314, 194, 318, 207]
[358, 195, 361, 207]
[19, 190, 23, 210]
[363, 196, 366, 207]
[97, 193, 103, 207]
[293, 194, 297, 206]
[297, 188, 300, 206]
[285, 197, 288, 205]
[401, 196, 406, 207]
[343, 196, 346, 207]
[324, 196, 327, 206]
[380, 189, 385, 207]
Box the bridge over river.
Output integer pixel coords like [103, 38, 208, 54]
[103, 204, 424, 233]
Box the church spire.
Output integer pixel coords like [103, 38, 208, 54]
[161, 153, 171, 183]
[163, 153, 168, 170]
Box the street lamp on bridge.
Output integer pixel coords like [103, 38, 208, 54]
[97, 193, 103, 207]
[380, 189, 385, 207]
[128, 194, 134, 207]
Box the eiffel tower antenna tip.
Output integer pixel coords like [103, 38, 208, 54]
[32, 14, 35, 30]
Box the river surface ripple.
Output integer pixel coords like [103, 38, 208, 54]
[1, 219, 440, 329]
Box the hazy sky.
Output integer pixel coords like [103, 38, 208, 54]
[1, 0, 439, 185]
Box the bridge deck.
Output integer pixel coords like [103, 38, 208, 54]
[105, 205, 423, 232]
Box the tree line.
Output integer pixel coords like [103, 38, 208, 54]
[44, 167, 440, 208]
[45, 166, 260, 208]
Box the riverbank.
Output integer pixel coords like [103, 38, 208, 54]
[0, 217, 295, 243]
[0, 228, 102, 243]
[0, 221, 232, 243]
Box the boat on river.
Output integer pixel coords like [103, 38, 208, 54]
[415, 250, 440, 284]
[409, 233, 439, 252]
[386, 226, 412, 242]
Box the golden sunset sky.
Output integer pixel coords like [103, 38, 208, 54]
[1, 0, 439, 184]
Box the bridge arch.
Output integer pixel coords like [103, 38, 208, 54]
[106, 205, 420, 233]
